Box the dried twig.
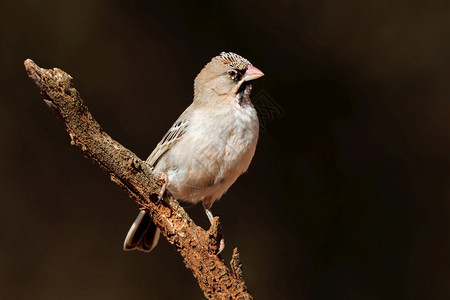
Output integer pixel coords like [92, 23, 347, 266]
[24, 59, 253, 300]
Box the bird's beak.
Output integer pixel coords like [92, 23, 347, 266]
[243, 65, 264, 81]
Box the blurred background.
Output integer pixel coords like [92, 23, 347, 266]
[1, 0, 449, 299]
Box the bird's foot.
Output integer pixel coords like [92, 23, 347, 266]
[218, 238, 225, 254]
[157, 171, 169, 201]
[205, 208, 215, 224]
[206, 211, 225, 255]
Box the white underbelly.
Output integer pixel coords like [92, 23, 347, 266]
[155, 104, 259, 203]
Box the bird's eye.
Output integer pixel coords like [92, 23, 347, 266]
[227, 70, 237, 78]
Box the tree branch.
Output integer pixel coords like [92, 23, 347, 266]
[24, 59, 253, 300]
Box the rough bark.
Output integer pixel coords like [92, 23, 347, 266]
[24, 59, 253, 300]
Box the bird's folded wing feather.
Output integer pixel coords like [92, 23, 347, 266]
[146, 117, 189, 167]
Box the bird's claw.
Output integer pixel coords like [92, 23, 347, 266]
[157, 172, 169, 201]
[218, 238, 225, 255]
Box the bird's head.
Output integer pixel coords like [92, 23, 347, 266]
[194, 52, 264, 102]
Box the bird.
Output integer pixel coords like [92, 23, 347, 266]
[123, 52, 264, 253]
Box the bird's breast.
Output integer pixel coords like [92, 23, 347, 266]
[157, 103, 259, 203]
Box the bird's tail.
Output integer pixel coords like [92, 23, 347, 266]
[123, 210, 160, 252]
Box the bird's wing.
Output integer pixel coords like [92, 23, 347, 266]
[146, 113, 189, 167]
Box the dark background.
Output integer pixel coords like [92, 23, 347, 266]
[1, 0, 449, 299]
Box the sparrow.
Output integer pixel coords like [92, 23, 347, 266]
[123, 52, 264, 252]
